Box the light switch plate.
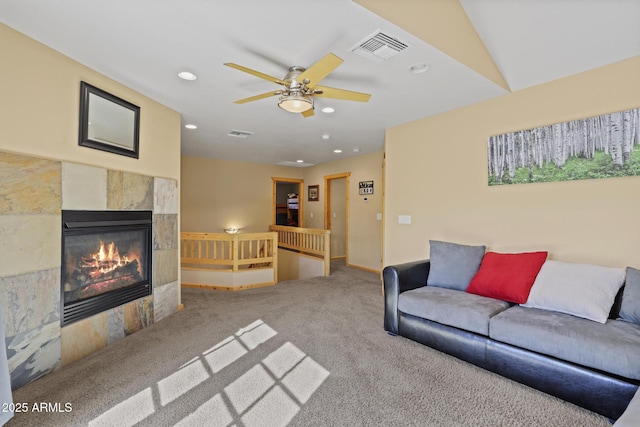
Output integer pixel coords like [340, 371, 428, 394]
[376, 213, 382, 221]
[398, 215, 411, 224]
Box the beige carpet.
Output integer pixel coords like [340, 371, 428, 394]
[7, 262, 610, 426]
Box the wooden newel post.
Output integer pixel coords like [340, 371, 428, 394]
[272, 232, 278, 284]
[323, 230, 331, 277]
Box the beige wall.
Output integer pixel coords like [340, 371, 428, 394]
[181, 156, 304, 233]
[303, 151, 384, 272]
[384, 56, 640, 268]
[181, 151, 384, 272]
[0, 24, 180, 180]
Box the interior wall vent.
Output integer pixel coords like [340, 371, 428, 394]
[350, 30, 410, 63]
[227, 130, 253, 138]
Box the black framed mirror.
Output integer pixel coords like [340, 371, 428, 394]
[78, 81, 140, 158]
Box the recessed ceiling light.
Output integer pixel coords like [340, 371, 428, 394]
[321, 134, 331, 140]
[321, 107, 335, 114]
[178, 71, 197, 80]
[296, 159, 304, 163]
[184, 124, 197, 129]
[410, 64, 430, 74]
[333, 149, 342, 154]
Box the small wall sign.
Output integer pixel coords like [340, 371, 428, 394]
[359, 180, 374, 195]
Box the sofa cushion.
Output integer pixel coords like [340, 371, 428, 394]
[620, 267, 640, 325]
[466, 251, 547, 304]
[426, 240, 486, 291]
[490, 305, 640, 380]
[523, 260, 626, 323]
[398, 286, 511, 336]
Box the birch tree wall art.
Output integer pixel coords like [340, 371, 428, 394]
[488, 107, 640, 185]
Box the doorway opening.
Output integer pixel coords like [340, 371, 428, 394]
[272, 177, 304, 227]
[324, 172, 350, 265]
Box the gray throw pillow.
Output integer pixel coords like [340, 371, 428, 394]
[620, 267, 640, 324]
[427, 240, 486, 291]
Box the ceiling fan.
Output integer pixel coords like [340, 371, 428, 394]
[224, 53, 371, 118]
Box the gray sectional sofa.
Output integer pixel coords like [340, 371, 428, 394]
[383, 247, 640, 421]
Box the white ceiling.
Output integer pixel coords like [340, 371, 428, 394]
[460, 0, 640, 91]
[1, 0, 638, 167]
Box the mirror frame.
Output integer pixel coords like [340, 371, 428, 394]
[78, 81, 140, 159]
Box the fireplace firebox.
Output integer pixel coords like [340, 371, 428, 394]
[61, 210, 152, 326]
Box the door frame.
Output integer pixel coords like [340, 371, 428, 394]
[272, 177, 304, 227]
[324, 172, 350, 264]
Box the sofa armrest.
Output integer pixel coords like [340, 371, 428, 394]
[382, 259, 430, 334]
[615, 387, 640, 427]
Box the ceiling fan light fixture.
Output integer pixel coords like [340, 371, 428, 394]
[278, 94, 313, 113]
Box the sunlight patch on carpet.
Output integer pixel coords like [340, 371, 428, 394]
[158, 358, 209, 406]
[281, 357, 330, 404]
[88, 387, 154, 427]
[236, 320, 278, 350]
[225, 365, 276, 413]
[242, 386, 299, 427]
[223, 341, 330, 424]
[262, 342, 306, 378]
[89, 319, 328, 426]
[174, 393, 233, 427]
[204, 337, 248, 373]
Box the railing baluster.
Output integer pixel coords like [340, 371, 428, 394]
[267, 225, 331, 276]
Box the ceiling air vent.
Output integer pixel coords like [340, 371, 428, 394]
[350, 30, 410, 63]
[277, 161, 314, 168]
[227, 130, 253, 138]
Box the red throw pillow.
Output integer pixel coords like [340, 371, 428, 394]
[466, 251, 548, 304]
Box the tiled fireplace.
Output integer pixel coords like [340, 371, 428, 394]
[61, 210, 153, 325]
[0, 151, 180, 390]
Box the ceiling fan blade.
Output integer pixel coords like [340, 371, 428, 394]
[313, 85, 371, 102]
[301, 109, 315, 118]
[297, 53, 343, 89]
[233, 91, 281, 104]
[224, 63, 287, 85]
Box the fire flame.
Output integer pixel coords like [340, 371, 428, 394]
[83, 241, 132, 278]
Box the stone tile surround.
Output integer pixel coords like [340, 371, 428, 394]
[0, 151, 180, 390]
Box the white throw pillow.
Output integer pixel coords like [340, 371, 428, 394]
[523, 260, 625, 323]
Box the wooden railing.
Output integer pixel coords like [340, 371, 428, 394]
[180, 232, 278, 274]
[269, 225, 331, 276]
